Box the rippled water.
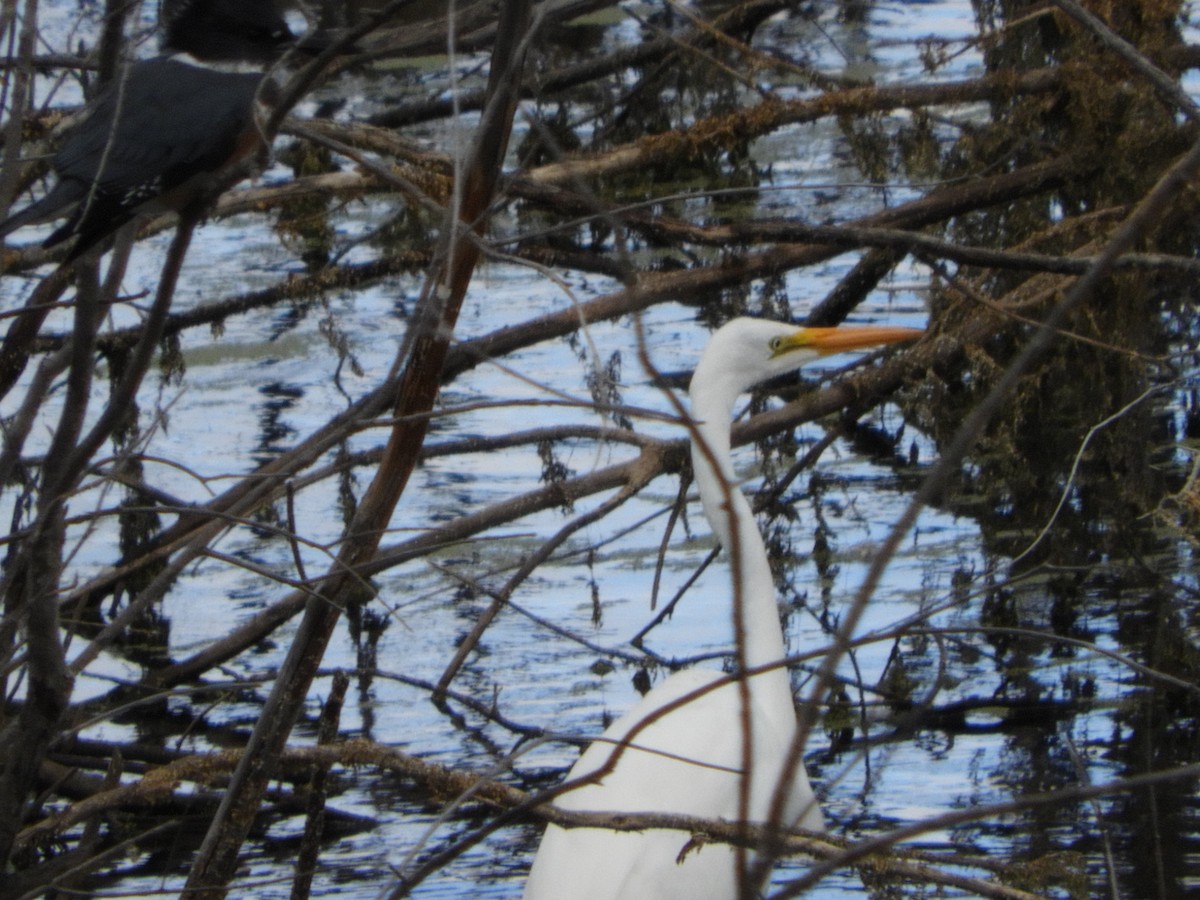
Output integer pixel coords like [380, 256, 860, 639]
[6, 0, 1198, 897]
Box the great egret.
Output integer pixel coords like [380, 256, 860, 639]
[524, 317, 921, 900]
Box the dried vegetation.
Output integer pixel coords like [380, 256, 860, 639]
[2, 0, 1200, 897]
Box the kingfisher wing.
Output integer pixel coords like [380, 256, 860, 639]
[41, 58, 267, 253]
[53, 58, 265, 199]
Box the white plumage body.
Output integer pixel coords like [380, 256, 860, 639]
[525, 318, 919, 899]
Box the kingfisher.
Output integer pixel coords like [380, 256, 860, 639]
[0, 0, 304, 262]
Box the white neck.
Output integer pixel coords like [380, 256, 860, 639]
[167, 52, 267, 74]
[688, 371, 789, 673]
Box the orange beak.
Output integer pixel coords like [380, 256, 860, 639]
[774, 325, 924, 357]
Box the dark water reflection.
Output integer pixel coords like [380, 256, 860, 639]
[920, 3, 1200, 891]
[7, 0, 1200, 897]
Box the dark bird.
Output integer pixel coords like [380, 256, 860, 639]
[0, 0, 300, 261]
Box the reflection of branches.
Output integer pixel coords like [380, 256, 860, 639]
[779, 757, 1200, 899]
[19, 731, 1200, 900]
[2, 0, 1200, 895]
[1013, 383, 1167, 565]
[0, 206, 200, 865]
[182, 0, 538, 887]
[435, 463, 658, 693]
[790, 131, 1200, 880]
